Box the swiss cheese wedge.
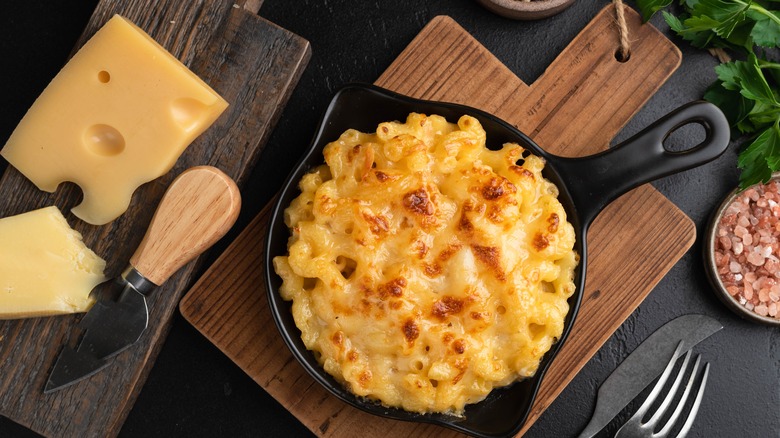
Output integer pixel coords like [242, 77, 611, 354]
[0, 15, 228, 225]
[0, 207, 106, 319]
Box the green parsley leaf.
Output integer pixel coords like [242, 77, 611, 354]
[704, 83, 755, 136]
[750, 9, 780, 46]
[635, 0, 674, 21]
[746, 100, 780, 127]
[690, 0, 748, 26]
[737, 125, 780, 187]
[665, 10, 686, 31]
[715, 55, 777, 105]
[685, 0, 749, 38]
[670, 14, 723, 47]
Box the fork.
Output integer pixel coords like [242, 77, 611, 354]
[615, 342, 710, 438]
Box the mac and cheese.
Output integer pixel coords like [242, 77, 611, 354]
[273, 113, 578, 415]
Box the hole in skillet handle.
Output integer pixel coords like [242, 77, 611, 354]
[662, 121, 708, 153]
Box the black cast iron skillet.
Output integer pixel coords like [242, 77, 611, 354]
[265, 83, 729, 438]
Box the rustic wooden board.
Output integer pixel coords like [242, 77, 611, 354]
[181, 5, 691, 437]
[0, 1, 310, 437]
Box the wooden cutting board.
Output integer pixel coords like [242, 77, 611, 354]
[0, 1, 309, 437]
[181, 5, 691, 437]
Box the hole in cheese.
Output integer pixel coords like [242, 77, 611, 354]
[83, 124, 125, 156]
[97, 70, 111, 83]
[170, 97, 210, 132]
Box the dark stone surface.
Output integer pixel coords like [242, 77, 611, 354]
[0, 1, 777, 437]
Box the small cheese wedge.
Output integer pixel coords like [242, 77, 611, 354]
[0, 207, 106, 319]
[1, 15, 228, 225]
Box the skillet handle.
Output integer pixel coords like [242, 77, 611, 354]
[553, 101, 729, 229]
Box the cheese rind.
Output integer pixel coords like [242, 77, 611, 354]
[0, 15, 228, 225]
[0, 207, 107, 319]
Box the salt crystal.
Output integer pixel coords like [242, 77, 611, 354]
[747, 252, 765, 266]
[734, 273, 743, 282]
[730, 261, 742, 273]
[759, 289, 770, 302]
[770, 303, 778, 316]
[746, 302, 755, 310]
[734, 241, 744, 255]
[755, 304, 769, 316]
[743, 233, 753, 246]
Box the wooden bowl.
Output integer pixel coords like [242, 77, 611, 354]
[475, 0, 576, 20]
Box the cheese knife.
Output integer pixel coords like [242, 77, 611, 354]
[577, 313, 722, 438]
[44, 166, 241, 393]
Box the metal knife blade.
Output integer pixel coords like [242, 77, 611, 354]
[44, 166, 241, 394]
[45, 277, 149, 393]
[577, 314, 722, 438]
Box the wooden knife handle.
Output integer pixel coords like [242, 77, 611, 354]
[129, 166, 241, 286]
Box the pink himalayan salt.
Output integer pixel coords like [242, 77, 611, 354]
[714, 179, 780, 320]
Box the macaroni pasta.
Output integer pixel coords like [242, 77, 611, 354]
[273, 113, 578, 415]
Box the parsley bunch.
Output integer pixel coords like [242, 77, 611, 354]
[635, 0, 780, 188]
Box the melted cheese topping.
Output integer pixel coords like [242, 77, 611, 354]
[273, 113, 578, 415]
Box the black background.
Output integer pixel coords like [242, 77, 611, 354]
[0, 1, 778, 437]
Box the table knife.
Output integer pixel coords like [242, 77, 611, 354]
[577, 313, 722, 438]
[44, 166, 241, 393]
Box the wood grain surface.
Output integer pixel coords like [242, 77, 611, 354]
[0, 1, 310, 437]
[180, 5, 693, 437]
[130, 167, 241, 286]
